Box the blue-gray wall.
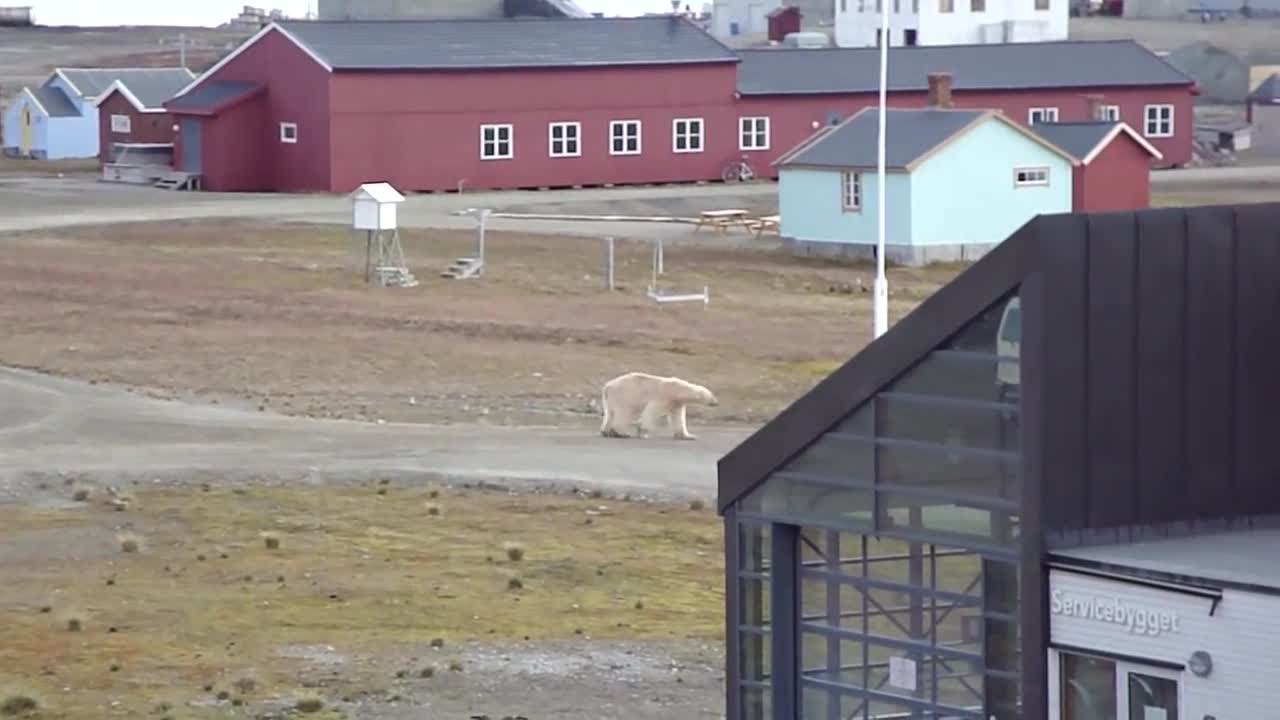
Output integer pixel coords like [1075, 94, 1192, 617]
[778, 167, 913, 247]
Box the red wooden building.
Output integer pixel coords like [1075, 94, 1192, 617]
[163, 16, 1197, 194]
[91, 69, 195, 168]
[1030, 117, 1163, 212]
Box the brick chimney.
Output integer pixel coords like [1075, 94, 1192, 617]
[927, 72, 953, 109]
[1085, 93, 1105, 121]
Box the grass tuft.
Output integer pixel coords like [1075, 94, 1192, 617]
[0, 693, 38, 716]
[66, 616, 82, 632]
[689, 499, 706, 511]
[118, 534, 141, 554]
[71, 486, 91, 502]
[418, 666, 435, 679]
[295, 696, 325, 713]
[424, 502, 442, 517]
[507, 576, 524, 591]
[262, 533, 281, 550]
[447, 660, 463, 672]
[503, 542, 525, 562]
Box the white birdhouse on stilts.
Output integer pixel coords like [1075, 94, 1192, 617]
[350, 182, 416, 288]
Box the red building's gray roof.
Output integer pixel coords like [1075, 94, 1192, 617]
[737, 40, 1194, 96]
[164, 81, 263, 114]
[55, 68, 196, 106]
[276, 16, 739, 70]
[1026, 121, 1119, 160]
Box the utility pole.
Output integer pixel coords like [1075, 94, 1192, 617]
[873, 0, 891, 339]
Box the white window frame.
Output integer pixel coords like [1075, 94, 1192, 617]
[1144, 104, 1174, 138]
[110, 114, 131, 134]
[1014, 166, 1049, 187]
[1028, 107, 1059, 125]
[480, 123, 514, 160]
[672, 117, 704, 154]
[609, 120, 641, 156]
[548, 121, 581, 158]
[841, 171, 862, 212]
[739, 116, 770, 151]
[1101, 104, 1121, 121]
[279, 121, 298, 144]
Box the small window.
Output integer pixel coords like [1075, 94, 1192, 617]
[972, 0, 986, 11]
[842, 171, 862, 211]
[1028, 107, 1059, 124]
[672, 117, 704, 154]
[480, 123, 513, 160]
[279, 122, 298, 144]
[894, 0, 901, 12]
[1035, 0, 1049, 9]
[110, 114, 131, 134]
[913, 0, 920, 11]
[739, 117, 770, 151]
[1144, 104, 1174, 137]
[876, 0, 882, 11]
[610, 120, 641, 155]
[548, 121, 581, 158]
[1101, 104, 1121, 121]
[940, 0, 954, 12]
[1014, 167, 1049, 186]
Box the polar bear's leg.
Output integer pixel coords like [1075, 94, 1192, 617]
[600, 384, 615, 437]
[672, 403, 696, 440]
[638, 400, 665, 438]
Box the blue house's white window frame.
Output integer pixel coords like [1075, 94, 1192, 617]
[110, 114, 131, 134]
[1143, 104, 1174, 138]
[548, 121, 581, 158]
[1102, 104, 1121, 121]
[480, 123, 514, 160]
[1014, 166, 1050, 187]
[841, 171, 863, 212]
[1028, 107, 1059, 125]
[739, 116, 770, 151]
[279, 122, 298, 144]
[672, 117, 704, 154]
[610, 120, 642, 156]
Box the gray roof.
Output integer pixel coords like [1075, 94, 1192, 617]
[737, 40, 1194, 95]
[779, 108, 986, 169]
[1027, 121, 1119, 161]
[53, 68, 195, 106]
[1251, 73, 1280, 102]
[276, 16, 738, 69]
[165, 81, 262, 113]
[1053, 527, 1280, 592]
[28, 85, 80, 117]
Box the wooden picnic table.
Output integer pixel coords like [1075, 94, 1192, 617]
[694, 208, 751, 234]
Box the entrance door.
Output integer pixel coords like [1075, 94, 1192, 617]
[19, 106, 32, 155]
[1053, 651, 1181, 720]
[180, 118, 202, 173]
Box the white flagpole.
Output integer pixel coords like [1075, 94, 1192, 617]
[873, 0, 891, 339]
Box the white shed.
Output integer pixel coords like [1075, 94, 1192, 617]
[350, 182, 405, 232]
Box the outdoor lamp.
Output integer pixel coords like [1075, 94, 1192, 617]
[1188, 650, 1213, 678]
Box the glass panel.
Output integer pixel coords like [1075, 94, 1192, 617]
[1128, 672, 1178, 720]
[946, 294, 1018, 354]
[877, 443, 1019, 502]
[880, 494, 1019, 542]
[887, 351, 1011, 403]
[742, 475, 875, 527]
[776, 432, 876, 483]
[986, 674, 1023, 720]
[742, 686, 771, 720]
[740, 524, 770, 572]
[802, 685, 837, 719]
[1061, 653, 1117, 720]
[876, 394, 1018, 452]
[983, 559, 1020, 615]
[984, 617, 1021, 673]
[741, 630, 771, 680]
[741, 577, 769, 627]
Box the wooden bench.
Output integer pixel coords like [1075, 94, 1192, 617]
[694, 208, 751, 234]
[747, 214, 780, 239]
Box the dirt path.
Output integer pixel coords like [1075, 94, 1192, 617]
[0, 367, 750, 504]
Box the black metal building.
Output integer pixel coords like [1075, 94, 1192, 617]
[716, 202, 1280, 720]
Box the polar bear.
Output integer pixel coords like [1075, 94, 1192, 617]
[599, 371, 718, 441]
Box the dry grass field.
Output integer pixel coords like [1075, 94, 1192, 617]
[0, 481, 723, 719]
[0, 219, 961, 428]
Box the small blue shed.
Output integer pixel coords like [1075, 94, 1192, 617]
[774, 107, 1078, 265]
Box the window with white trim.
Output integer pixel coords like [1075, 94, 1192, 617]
[672, 117, 704, 153]
[1014, 166, 1049, 186]
[279, 122, 298, 143]
[110, 114, 131, 133]
[1102, 104, 1121, 121]
[548, 121, 581, 158]
[841, 171, 862, 211]
[480, 123, 513, 160]
[739, 116, 769, 151]
[1035, 0, 1049, 9]
[610, 120, 641, 155]
[1144, 104, 1174, 137]
[1028, 107, 1058, 124]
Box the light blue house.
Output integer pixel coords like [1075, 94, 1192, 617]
[2, 67, 194, 160]
[774, 107, 1077, 265]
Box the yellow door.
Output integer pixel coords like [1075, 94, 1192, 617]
[19, 106, 32, 155]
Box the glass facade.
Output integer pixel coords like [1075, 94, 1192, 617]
[730, 292, 1023, 720]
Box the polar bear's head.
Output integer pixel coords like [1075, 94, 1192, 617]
[696, 385, 719, 406]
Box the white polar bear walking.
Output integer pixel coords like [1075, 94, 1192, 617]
[599, 371, 719, 440]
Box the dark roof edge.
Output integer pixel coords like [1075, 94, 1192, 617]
[327, 57, 741, 71]
[716, 217, 1041, 513]
[735, 80, 1194, 97]
[1048, 555, 1280, 598]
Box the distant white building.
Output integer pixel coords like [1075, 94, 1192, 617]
[834, 0, 1067, 47]
[711, 0, 782, 37]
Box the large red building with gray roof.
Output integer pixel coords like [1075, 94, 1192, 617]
[163, 15, 1197, 193]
